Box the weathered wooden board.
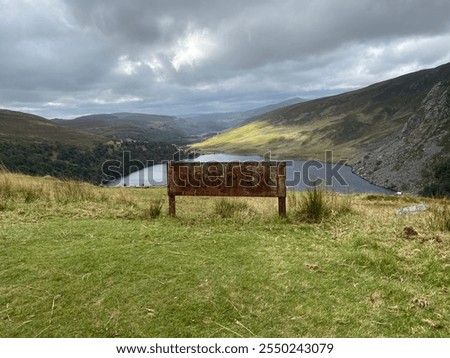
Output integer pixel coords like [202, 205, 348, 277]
[167, 161, 286, 216]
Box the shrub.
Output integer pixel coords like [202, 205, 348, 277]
[420, 158, 450, 197]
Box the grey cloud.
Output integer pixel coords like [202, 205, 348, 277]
[1, 0, 450, 118]
[213, 0, 450, 69]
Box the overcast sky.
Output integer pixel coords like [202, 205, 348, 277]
[1, 0, 450, 119]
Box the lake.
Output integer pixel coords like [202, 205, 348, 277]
[108, 153, 394, 194]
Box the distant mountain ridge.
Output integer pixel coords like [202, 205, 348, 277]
[54, 113, 185, 144]
[53, 98, 307, 144]
[1, 97, 308, 148]
[240, 97, 307, 119]
[182, 97, 306, 122]
[192, 62, 450, 192]
[0, 108, 103, 146]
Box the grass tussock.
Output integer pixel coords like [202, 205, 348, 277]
[289, 186, 353, 223]
[141, 197, 164, 219]
[429, 202, 450, 231]
[299, 185, 331, 223]
[213, 198, 252, 218]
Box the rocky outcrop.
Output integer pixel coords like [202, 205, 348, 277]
[353, 82, 450, 193]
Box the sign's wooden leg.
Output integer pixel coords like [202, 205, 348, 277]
[278, 196, 286, 217]
[169, 194, 176, 216]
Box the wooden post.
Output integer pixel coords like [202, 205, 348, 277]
[167, 162, 176, 216]
[278, 196, 286, 217]
[277, 162, 287, 217]
[168, 194, 176, 216]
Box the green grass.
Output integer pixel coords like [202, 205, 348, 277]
[1, 171, 449, 337]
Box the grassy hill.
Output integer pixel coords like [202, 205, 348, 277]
[0, 109, 103, 147]
[192, 62, 450, 162]
[1, 170, 449, 337]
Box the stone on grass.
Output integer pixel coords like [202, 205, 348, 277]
[395, 204, 428, 216]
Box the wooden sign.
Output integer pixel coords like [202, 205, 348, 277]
[167, 161, 286, 216]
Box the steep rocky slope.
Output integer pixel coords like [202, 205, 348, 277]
[353, 82, 450, 192]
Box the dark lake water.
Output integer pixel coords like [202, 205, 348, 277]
[108, 153, 394, 194]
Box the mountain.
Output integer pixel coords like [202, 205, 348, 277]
[191, 63, 450, 192]
[53, 98, 307, 144]
[0, 109, 103, 146]
[54, 113, 186, 144]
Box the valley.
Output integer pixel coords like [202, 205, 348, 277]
[1, 63, 449, 194]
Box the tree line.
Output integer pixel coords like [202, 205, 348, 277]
[0, 140, 181, 184]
